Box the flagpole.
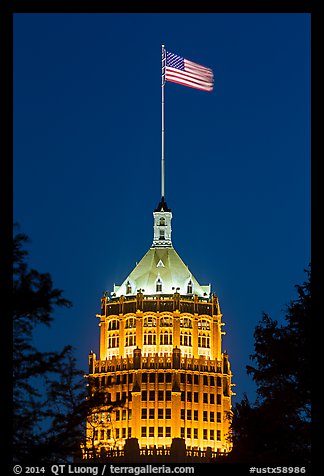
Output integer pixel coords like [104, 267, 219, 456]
[161, 45, 165, 199]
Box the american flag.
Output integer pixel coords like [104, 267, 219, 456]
[163, 49, 214, 92]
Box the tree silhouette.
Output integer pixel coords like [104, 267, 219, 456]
[228, 265, 311, 466]
[13, 227, 127, 463]
[13, 228, 87, 463]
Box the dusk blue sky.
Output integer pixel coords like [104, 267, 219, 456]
[13, 13, 311, 403]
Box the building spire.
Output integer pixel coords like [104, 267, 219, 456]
[161, 44, 166, 198]
[152, 197, 172, 247]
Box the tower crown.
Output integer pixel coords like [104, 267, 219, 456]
[112, 197, 210, 299]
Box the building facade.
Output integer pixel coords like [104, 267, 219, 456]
[84, 197, 234, 460]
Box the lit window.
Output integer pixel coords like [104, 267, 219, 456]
[160, 316, 172, 327]
[160, 332, 172, 345]
[198, 319, 211, 330]
[180, 317, 192, 328]
[125, 318, 136, 329]
[144, 331, 156, 345]
[180, 332, 192, 346]
[198, 335, 210, 348]
[108, 334, 119, 348]
[159, 217, 166, 226]
[143, 316, 156, 327]
[156, 278, 162, 292]
[108, 319, 119, 330]
[125, 334, 136, 347]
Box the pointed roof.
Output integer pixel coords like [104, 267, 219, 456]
[154, 196, 171, 212]
[114, 246, 210, 298]
[112, 197, 211, 299]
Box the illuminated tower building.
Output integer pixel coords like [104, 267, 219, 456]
[84, 195, 234, 460]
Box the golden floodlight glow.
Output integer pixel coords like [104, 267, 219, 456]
[83, 198, 234, 461]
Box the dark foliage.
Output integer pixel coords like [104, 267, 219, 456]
[228, 266, 311, 466]
[13, 229, 88, 463]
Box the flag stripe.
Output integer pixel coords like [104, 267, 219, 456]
[164, 49, 214, 92]
[166, 77, 213, 92]
[165, 69, 213, 90]
[166, 66, 213, 85]
[185, 59, 213, 75]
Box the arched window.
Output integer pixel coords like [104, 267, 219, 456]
[198, 319, 210, 330]
[126, 281, 132, 294]
[108, 319, 119, 331]
[125, 317, 136, 329]
[125, 333, 136, 347]
[159, 229, 165, 240]
[159, 217, 166, 226]
[156, 278, 162, 292]
[160, 331, 172, 345]
[108, 334, 119, 348]
[143, 316, 156, 327]
[198, 334, 210, 348]
[187, 280, 193, 294]
[143, 330, 156, 345]
[160, 315, 172, 327]
[180, 331, 192, 346]
[180, 317, 192, 328]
